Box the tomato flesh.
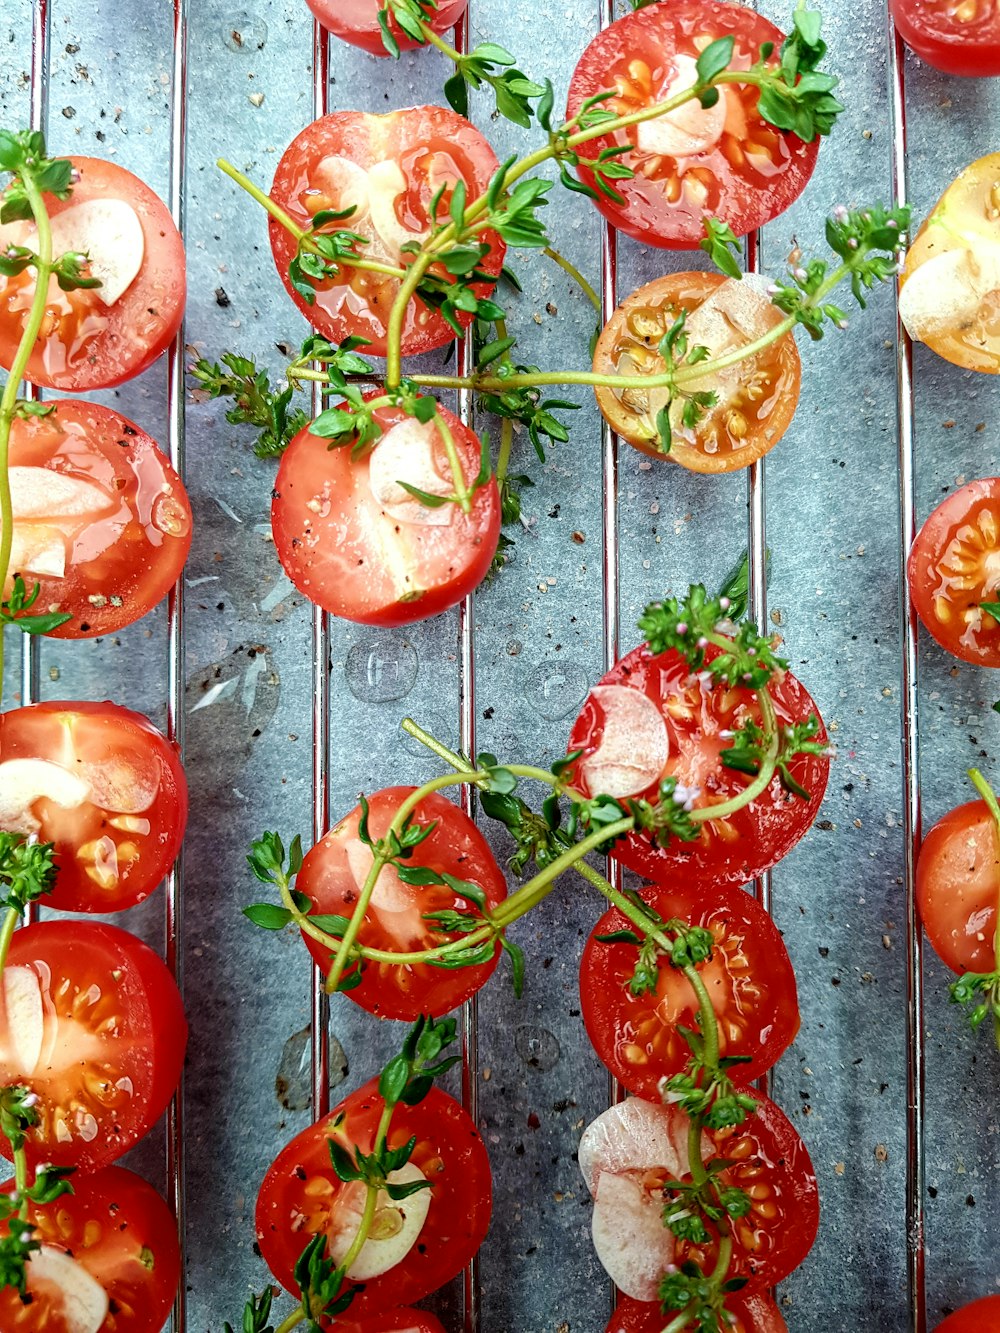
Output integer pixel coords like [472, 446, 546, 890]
[917, 799, 1000, 974]
[269, 109, 504, 357]
[0, 921, 187, 1170]
[582, 881, 799, 1098]
[608, 1292, 787, 1333]
[339, 1313, 446, 1333]
[935, 1295, 1000, 1332]
[256, 1079, 492, 1319]
[909, 478, 1000, 667]
[892, 0, 1000, 77]
[307, 0, 468, 55]
[566, 1, 820, 248]
[0, 157, 185, 391]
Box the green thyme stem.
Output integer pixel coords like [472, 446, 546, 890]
[663, 1312, 696, 1333]
[967, 766, 1000, 1051]
[13, 1144, 28, 1221]
[399, 717, 589, 803]
[431, 408, 471, 514]
[385, 247, 438, 387]
[274, 1310, 304, 1333]
[542, 246, 600, 311]
[0, 907, 19, 975]
[496, 416, 514, 487]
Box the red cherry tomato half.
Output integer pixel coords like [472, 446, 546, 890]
[5, 400, 192, 638]
[306, 0, 468, 55]
[256, 1078, 492, 1319]
[272, 399, 500, 626]
[567, 642, 829, 891]
[608, 1292, 787, 1333]
[0, 1165, 181, 1333]
[269, 108, 504, 357]
[909, 478, 1000, 667]
[0, 701, 187, 914]
[298, 785, 507, 1018]
[935, 1295, 1000, 1332]
[0, 156, 185, 391]
[891, 0, 1000, 77]
[565, 1, 820, 249]
[917, 799, 1000, 974]
[339, 1312, 447, 1333]
[0, 920, 187, 1170]
[582, 881, 799, 1099]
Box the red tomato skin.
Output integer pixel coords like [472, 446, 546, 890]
[7, 400, 192, 638]
[0, 921, 187, 1171]
[0, 1165, 181, 1333]
[567, 643, 829, 890]
[935, 1295, 1000, 1332]
[272, 400, 500, 627]
[338, 1312, 447, 1333]
[298, 786, 507, 1018]
[0, 700, 187, 913]
[891, 0, 1000, 77]
[0, 157, 185, 391]
[917, 799, 999, 974]
[565, 1, 820, 249]
[582, 881, 800, 1098]
[608, 1292, 787, 1333]
[268, 109, 504, 357]
[306, 0, 468, 55]
[256, 1079, 492, 1319]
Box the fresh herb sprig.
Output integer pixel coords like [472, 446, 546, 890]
[949, 769, 1000, 1052]
[0, 832, 59, 973]
[0, 1086, 75, 1299]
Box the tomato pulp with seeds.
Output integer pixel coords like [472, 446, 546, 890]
[567, 642, 829, 890]
[592, 272, 800, 471]
[0, 1165, 181, 1332]
[5, 400, 192, 638]
[582, 881, 799, 1098]
[608, 1293, 787, 1333]
[307, 0, 468, 55]
[0, 701, 187, 913]
[272, 400, 500, 627]
[917, 799, 1000, 974]
[934, 1295, 1000, 1332]
[298, 785, 507, 1018]
[0, 921, 187, 1170]
[0, 156, 185, 391]
[256, 1080, 492, 1318]
[909, 479, 1000, 667]
[565, 1, 820, 249]
[269, 108, 504, 357]
[892, 0, 1000, 77]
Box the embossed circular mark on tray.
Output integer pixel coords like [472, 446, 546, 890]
[344, 634, 419, 703]
[524, 661, 590, 721]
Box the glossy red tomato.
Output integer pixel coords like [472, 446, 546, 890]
[6, 400, 191, 638]
[917, 799, 999, 974]
[608, 1292, 787, 1333]
[909, 479, 1000, 667]
[892, 0, 1000, 77]
[298, 785, 507, 1018]
[0, 156, 185, 390]
[0, 921, 187, 1170]
[567, 642, 829, 890]
[582, 881, 799, 1099]
[269, 108, 504, 357]
[0, 1165, 181, 1332]
[272, 399, 500, 626]
[935, 1295, 1000, 1332]
[306, 0, 468, 55]
[339, 1312, 446, 1333]
[0, 701, 186, 913]
[565, 1, 820, 248]
[256, 1079, 492, 1319]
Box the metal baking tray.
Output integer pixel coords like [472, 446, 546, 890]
[3, 0, 1000, 1329]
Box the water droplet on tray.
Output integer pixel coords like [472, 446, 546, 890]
[345, 634, 418, 703]
[224, 13, 267, 52]
[275, 1025, 349, 1111]
[524, 661, 590, 721]
[514, 1024, 561, 1072]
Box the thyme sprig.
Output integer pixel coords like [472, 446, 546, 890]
[0, 1086, 75, 1300]
[949, 769, 1000, 1052]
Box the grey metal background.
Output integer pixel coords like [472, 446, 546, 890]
[2, 0, 1000, 1329]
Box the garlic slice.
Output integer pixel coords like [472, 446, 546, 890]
[26, 1246, 109, 1333]
[591, 1169, 675, 1301]
[10, 467, 112, 520]
[315, 155, 372, 223]
[368, 418, 453, 528]
[0, 757, 90, 834]
[2, 966, 45, 1076]
[368, 159, 421, 257]
[3, 200, 145, 307]
[635, 55, 727, 159]
[327, 1162, 431, 1280]
[579, 685, 669, 798]
[899, 242, 1000, 344]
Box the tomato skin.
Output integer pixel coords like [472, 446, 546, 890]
[909, 479, 1000, 666]
[917, 799, 999, 974]
[272, 400, 500, 627]
[0, 921, 187, 1170]
[0, 700, 187, 913]
[298, 786, 506, 1018]
[338, 1312, 446, 1333]
[565, 1, 820, 249]
[608, 1292, 787, 1333]
[0, 1165, 181, 1333]
[582, 881, 799, 1098]
[935, 1295, 1000, 1332]
[269, 109, 504, 357]
[567, 642, 829, 891]
[891, 0, 1000, 77]
[306, 0, 468, 55]
[256, 1079, 492, 1319]
[0, 157, 185, 391]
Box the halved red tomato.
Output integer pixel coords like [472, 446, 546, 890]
[892, 0, 1000, 77]
[917, 799, 999, 974]
[909, 479, 1000, 666]
[0, 701, 187, 913]
[0, 156, 185, 391]
[582, 881, 799, 1099]
[256, 1079, 492, 1320]
[566, 642, 829, 890]
[268, 108, 504, 357]
[565, 1, 820, 248]
[0, 921, 187, 1170]
[272, 399, 500, 626]
[306, 0, 468, 55]
[608, 1292, 787, 1333]
[298, 785, 507, 1018]
[5, 400, 191, 638]
[340, 1312, 446, 1333]
[935, 1295, 1000, 1332]
[0, 1165, 181, 1332]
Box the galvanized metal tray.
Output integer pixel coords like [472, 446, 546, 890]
[3, 1, 1000, 1329]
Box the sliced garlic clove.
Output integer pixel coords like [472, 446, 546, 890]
[0, 757, 90, 833]
[345, 837, 417, 914]
[81, 760, 158, 815]
[900, 243, 1000, 343]
[3, 965, 45, 1076]
[41, 200, 145, 307]
[591, 1169, 675, 1302]
[578, 1097, 687, 1197]
[315, 155, 372, 223]
[26, 1246, 110, 1333]
[579, 685, 669, 799]
[9, 524, 67, 579]
[368, 418, 453, 528]
[635, 55, 726, 159]
[328, 1162, 431, 1280]
[368, 159, 422, 257]
[10, 467, 112, 520]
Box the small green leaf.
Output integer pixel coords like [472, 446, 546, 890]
[243, 903, 293, 930]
